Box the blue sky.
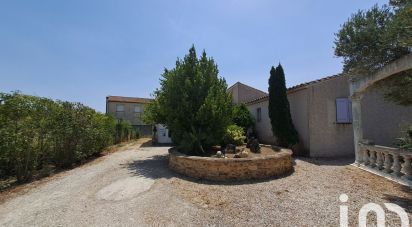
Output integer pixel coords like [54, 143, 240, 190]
[0, 0, 387, 112]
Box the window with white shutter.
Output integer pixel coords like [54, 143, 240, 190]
[336, 98, 352, 124]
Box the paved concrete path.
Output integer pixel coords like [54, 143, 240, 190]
[0, 144, 410, 226]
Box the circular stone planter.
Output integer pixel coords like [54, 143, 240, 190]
[168, 145, 293, 181]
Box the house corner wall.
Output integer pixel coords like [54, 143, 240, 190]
[307, 75, 354, 158]
[288, 89, 310, 155]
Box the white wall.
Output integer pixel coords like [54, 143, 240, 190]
[155, 124, 172, 144]
[246, 100, 276, 144]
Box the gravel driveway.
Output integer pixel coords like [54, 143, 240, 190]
[0, 142, 411, 227]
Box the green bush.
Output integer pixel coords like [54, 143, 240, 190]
[396, 126, 412, 150]
[0, 93, 52, 181]
[144, 46, 232, 155]
[0, 92, 136, 182]
[232, 104, 254, 132]
[223, 124, 246, 146]
[115, 119, 139, 143]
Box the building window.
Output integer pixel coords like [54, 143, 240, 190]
[116, 104, 124, 112]
[257, 107, 262, 122]
[134, 105, 141, 113]
[336, 98, 352, 124]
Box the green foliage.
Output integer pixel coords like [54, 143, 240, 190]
[115, 119, 139, 144]
[232, 104, 254, 132]
[395, 126, 412, 149]
[387, 1, 412, 48]
[377, 70, 412, 105]
[268, 64, 299, 147]
[142, 98, 164, 124]
[146, 46, 232, 155]
[0, 93, 53, 181]
[334, 1, 412, 105]
[223, 124, 246, 146]
[0, 92, 135, 182]
[334, 4, 409, 74]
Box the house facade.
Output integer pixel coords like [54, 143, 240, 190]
[229, 75, 412, 158]
[106, 96, 153, 136]
[227, 82, 268, 104]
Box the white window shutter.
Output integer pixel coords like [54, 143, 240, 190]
[336, 98, 351, 123]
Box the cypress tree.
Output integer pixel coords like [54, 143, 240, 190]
[268, 64, 299, 147]
[144, 46, 233, 155]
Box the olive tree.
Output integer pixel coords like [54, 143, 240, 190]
[334, 1, 412, 105]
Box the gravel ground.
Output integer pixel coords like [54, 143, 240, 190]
[0, 142, 410, 227]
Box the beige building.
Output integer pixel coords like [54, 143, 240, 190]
[230, 74, 412, 158]
[227, 82, 268, 104]
[106, 96, 153, 136]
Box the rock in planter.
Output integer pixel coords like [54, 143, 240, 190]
[233, 153, 241, 158]
[239, 150, 249, 158]
[246, 137, 253, 148]
[225, 144, 236, 154]
[216, 151, 224, 158]
[250, 139, 261, 153]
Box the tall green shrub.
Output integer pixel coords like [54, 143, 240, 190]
[145, 46, 232, 155]
[0, 92, 56, 181]
[115, 119, 138, 143]
[0, 92, 122, 181]
[232, 104, 254, 132]
[268, 64, 299, 147]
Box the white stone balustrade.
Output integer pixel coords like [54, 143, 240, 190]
[349, 54, 412, 186]
[359, 142, 412, 184]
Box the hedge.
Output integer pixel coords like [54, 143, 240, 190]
[0, 92, 138, 182]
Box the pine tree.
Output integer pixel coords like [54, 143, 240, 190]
[268, 64, 299, 147]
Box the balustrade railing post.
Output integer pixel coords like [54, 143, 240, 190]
[384, 153, 393, 173]
[401, 155, 412, 181]
[391, 154, 401, 177]
[363, 149, 369, 166]
[376, 151, 384, 170]
[369, 150, 376, 168]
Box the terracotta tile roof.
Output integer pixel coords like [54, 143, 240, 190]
[244, 96, 269, 105]
[106, 96, 153, 104]
[287, 74, 342, 91]
[227, 81, 268, 95]
[244, 74, 343, 105]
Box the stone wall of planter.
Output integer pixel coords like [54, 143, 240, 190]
[168, 146, 293, 181]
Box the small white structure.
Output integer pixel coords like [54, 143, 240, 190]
[155, 124, 172, 144]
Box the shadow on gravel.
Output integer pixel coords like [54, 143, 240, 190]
[298, 157, 354, 166]
[140, 140, 173, 148]
[123, 155, 176, 180]
[382, 185, 412, 213]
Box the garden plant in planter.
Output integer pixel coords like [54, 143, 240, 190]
[143, 46, 232, 156]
